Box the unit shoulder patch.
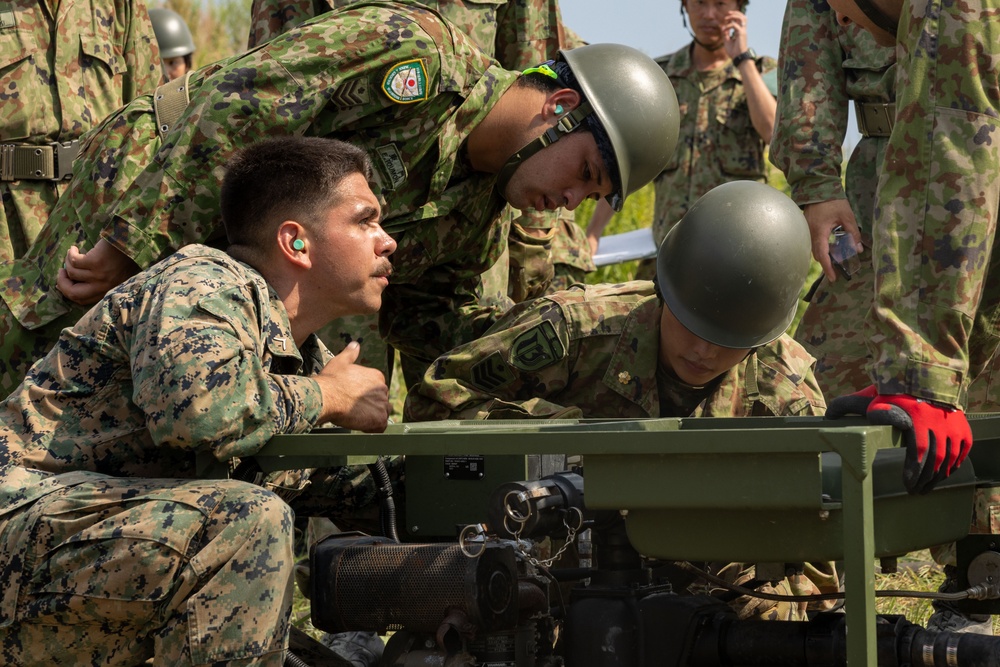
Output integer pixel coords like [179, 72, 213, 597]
[381, 59, 428, 104]
[510, 321, 565, 372]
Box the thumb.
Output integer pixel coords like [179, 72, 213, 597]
[331, 341, 361, 366]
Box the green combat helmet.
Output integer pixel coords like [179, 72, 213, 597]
[497, 43, 679, 212]
[657, 181, 811, 349]
[148, 7, 196, 61]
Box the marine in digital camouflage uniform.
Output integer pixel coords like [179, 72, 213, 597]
[769, 1, 895, 403]
[407, 182, 839, 622]
[0, 136, 397, 665]
[585, 0, 775, 277]
[0, 0, 159, 263]
[246, 0, 595, 376]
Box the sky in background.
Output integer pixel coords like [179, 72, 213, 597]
[559, 0, 859, 149]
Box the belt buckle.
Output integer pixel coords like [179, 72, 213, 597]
[49, 139, 80, 181]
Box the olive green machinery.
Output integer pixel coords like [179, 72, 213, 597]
[244, 415, 1000, 666]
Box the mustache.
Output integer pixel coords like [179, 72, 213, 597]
[373, 261, 393, 279]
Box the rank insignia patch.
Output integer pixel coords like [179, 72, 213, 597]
[470, 351, 516, 392]
[510, 321, 564, 372]
[382, 59, 428, 104]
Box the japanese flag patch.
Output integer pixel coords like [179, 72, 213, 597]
[381, 59, 428, 104]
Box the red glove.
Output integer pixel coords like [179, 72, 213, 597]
[826, 386, 973, 494]
[866, 394, 972, 495]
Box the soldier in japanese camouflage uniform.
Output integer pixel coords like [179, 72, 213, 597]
[0, 0, 679, 396]
[584, 0, 775, 278]
[818, 0, 1000, 633]
[246, 0, 596, 383]
[0, 0, 159, 263]
[406, 182, 839, 622]
[0, 136, 397, 665]
[818, 0, 993, 496]
[770, 0, 893, 406]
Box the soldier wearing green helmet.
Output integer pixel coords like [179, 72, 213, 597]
[406, 181, 822, 423]
[0, 1, 679, 397]
[585, 0, 776, 278]
[148, 7, 196, 81]
[406, 180, 832, 621]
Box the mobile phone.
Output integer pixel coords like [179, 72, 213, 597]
[728, 27, 735, 39]
[829, 227, 861, 280]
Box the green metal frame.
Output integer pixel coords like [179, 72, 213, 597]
[247, 415, 997, 666]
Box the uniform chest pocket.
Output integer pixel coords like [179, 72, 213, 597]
[79, 31, 127, 77]
[714, 97, 766, 178]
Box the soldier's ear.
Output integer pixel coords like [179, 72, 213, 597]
[277, 221, 312, 268]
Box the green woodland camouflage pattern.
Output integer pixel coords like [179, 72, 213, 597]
[0, 0, 519, 396]
[769, 2, 894, 402]
[404, 282, 825, 421]
[772, 0, 1000, 413]
[867, 0, 1000, 408]
[650, 46, 775, 246]
[247, 0, 593, 382]
[0, 0, 159, 262]
[404, 281, 831, 621]
[0, 246, 388, 664]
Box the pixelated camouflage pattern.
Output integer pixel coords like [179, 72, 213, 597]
[0, 475, 294, 665]
[0, 0, 159, 262]
[0, 1, 518, 394]
[865, 0, 1000, 408]
[0, 246, 394, 662]
[650, 45, 776, 245]
[404, 281, 825, 421]
[0, 246, 328, 506]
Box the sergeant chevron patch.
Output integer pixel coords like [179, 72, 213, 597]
[330, 77, 370, 109]
[470, 351, 515, 392]
[382, 59, 428, 103]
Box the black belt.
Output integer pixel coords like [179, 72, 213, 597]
[854, 101, 895, 138]
[0, 139, 80, 181]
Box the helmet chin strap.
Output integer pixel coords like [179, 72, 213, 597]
[494, 101, 592, 201]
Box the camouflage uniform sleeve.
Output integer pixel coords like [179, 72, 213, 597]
[247, 0, 327, 48]
[132, 258, 324, 461]
[493, 0, 571, 70]
[869, 0, 1000, 405]
[754, 335, 827, 417]
[122, 1, 161, 100]
[768, 0, 849, 207]
[403, 297, 578, 421]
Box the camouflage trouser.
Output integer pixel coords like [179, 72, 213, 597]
[697, 561, 840, 622]
[0, 300, 81, 397]
[0, 474, 295, 666]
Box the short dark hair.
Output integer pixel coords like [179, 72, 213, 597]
[221, 136, 373, 250]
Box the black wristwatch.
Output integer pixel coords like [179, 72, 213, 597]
[732, 48, 757, 68]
